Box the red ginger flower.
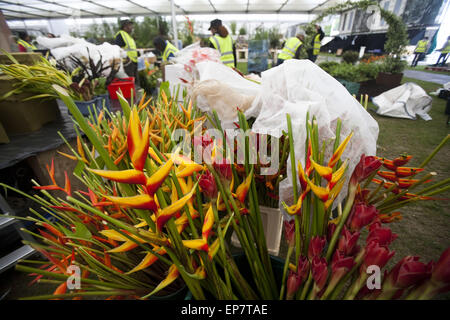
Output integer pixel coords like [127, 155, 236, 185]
[199, 170, 217, 199]
[311, 256, 328, 292]
[366, 222, 398, 247]
[347, 202, 379, 232]
[431, 247, 450, 284]
[361, 241, 395, 271]
[308, 236, 326, 260]
[213, 159, 232, 181]
[284, 220, 295, 248]
[337, 226, 360, 256]
[350, 154, 382, 186]
[286, 271, 302, 299]
[385, 256, 432, 289]
[330, 251, 355, 288]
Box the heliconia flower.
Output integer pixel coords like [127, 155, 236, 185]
[53, 281, 67, 298]
[384, 256, 432, 289]
[88, 168, 147, 185]
[182, 238, 209, 252]
[397, 178, 431, 189]
[104, 193, 157, 211]
[108, 240, 138, 253]
[297, 160, 309, 191]
[63, 171, 72, 196]
[284, 186, 310, 215]
[306, 179, 329, 202]
[202, 204, 215, 240]
[382, 159, 398, 171]
[208, 238, 220, 260]
[337, 226, 361, 256]
[328, 160, 348, 190]
[194, 266, 207, 279]
[127, 107, 150, 171]
[361, 241, 395, 271]
[328, 132, 353, 168]
[145, 264, 179, 298]
[350, 154, 382, 186]
[329, 251, 355, 288]
[235, 169, 253, 203]
[431, 247, 450, 284]
[324, 178, 346, 210]
[284, 220, 295, 247]
[286, 270, 302, 300]
[148, 147, 164, 165]
[146, 158, 174, 194]
[199, 170, 218, 199]
[379, 212, 403, 223]
[310, 158, 332, 182]
[156, 187, 196, 231]
[126, 247, 167, 274]
[311, 256, 328, 291]
[377, 171, 397, 182]
[393, 155, 413, 167]
[347, 202, 379, 232]
[395, 167, 424, 177]
[366, 222, 398, 247]
[308, 236, 326, 260]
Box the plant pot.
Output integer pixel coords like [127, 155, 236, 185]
[96, 94, 111, 112]
[184, 254, 285, 300]
[335, 78, 361, 95]
[376, 72, 403, 89]
[231, 206, 283, 256]
[73, 99, 99, 117]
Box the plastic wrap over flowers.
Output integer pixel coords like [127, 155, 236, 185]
[250, 60, 379, 219]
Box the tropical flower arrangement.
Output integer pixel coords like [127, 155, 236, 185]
[1, 85, 449, 300]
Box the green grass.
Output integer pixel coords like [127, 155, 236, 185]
[366, 76, 450, 266]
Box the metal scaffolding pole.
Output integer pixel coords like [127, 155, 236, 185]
[171, 0, 179, 48]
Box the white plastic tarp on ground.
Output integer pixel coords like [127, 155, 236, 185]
[372, 82, 433, 121]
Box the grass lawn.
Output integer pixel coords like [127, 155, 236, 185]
[365, 77, 450, 266]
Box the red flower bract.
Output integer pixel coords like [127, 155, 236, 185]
[337, 226, 360, 256]
[431, 247, 450, 284]
[385, 256, 432, 289]
[311, 256, 328, 291]
[284, 220, 295, 247]
[347, 202, 379, 232]
[308, 236, 326, 260]
[350, 154, 382, 186]
[366, 222, 398, 247]
[198, 170, 217, 199]
[213, 160, 232, 181]
[362, 241, 395, 271]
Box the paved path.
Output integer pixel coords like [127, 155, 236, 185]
[403, 69, 450, 85]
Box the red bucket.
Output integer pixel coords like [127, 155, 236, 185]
[107, 77, 135, 99]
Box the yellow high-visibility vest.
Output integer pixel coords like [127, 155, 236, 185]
[414, 40, 428, 53]
[441, 41, 450, 54]
[313, 34, 321, 55]
[162, 41, 179, 62]
[115, 30, 138, 63]
[17, 39, 36, 51]
[278, 37, 302, 60]
[209, 34, 235, 68]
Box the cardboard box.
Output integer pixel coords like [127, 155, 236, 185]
[0, 95, 60, 135]
[0, 120, 9, 143]
[0, 52, 42, 65]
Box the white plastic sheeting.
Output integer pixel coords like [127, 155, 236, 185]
[373, 82, 433, 121]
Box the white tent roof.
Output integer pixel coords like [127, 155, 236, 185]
[0, 0, 347, 20]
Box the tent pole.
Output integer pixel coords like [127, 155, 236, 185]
[171, 0, 179, 48]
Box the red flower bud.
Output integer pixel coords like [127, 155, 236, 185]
[308, 236, 326, 260]
[284, 219, 295, 247]
[199, 170, 217, 199]
[330, 251, 355, 287]
[431, 247, 450, 284]
[337, 226, 361, 256]
[286, 270, 302, 299]
[311, 256, 328, 291]
[366, 223, 398, 247]
[327, 223, 337, 243]
[350, 154, 382, 186]
[297, 255, 310, 282]
[347, 202, 379, 232]
[385, 256, 432, 289]
[213, 160, 232, 181]
[362, 241, 395, 271]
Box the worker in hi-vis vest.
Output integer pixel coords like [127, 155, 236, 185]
[153, 36, 179, 63]
[115, 19, 139, 84]
[307, 25, 325, 63]
[208, 19, 236, 68]
[435, 36, 450, 67]
[17, 32, 36, 52]
[277, 33, 305, 66]
[411, 36, 429, 67]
